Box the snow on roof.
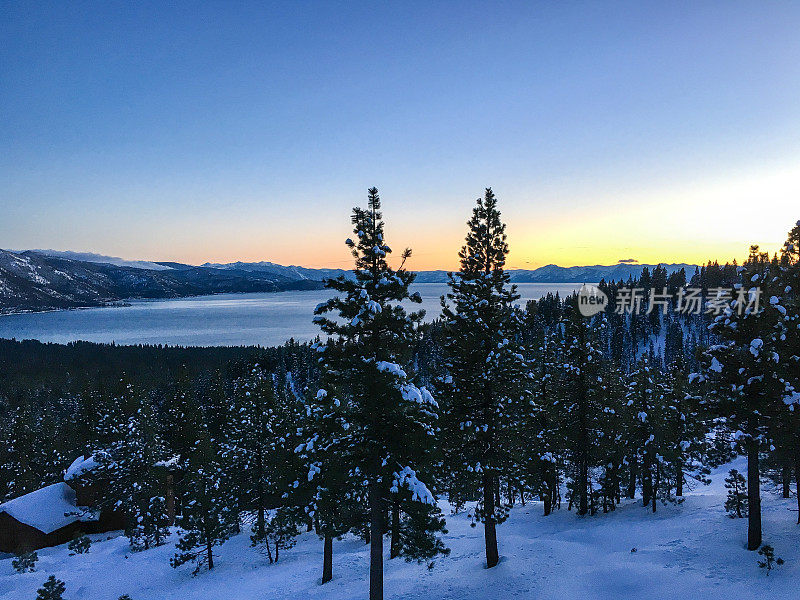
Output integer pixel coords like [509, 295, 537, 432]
[0, 482, 95, 534]
[154, 456, 180, 469]
[64, 454, 99, 481]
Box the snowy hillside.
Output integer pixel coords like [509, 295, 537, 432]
[0, 250, 324, 314]
[2, 459, 797, 600]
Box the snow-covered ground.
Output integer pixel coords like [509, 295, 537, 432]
[2, 458, 798, 600]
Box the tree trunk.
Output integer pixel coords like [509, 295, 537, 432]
[578, 457, 589, 516]
[483, 471, 500, 568]
[675, 457, 683, 497]
[652, 462, 658, 513]
[782, 464, 791, 499]
[255, 445, 266, 541]
[389, 498, 400, 559]
[369, 480, 384, 600]
[542, 485, 552, 516]
[207, 541, 214, 570]
[166, 474, 176, 525]
[746, 439, 762, 550]
[322, 534, 333, 583]
[794, 459, 800, 525]
[642, 462, 651, 508]
[627, 456, 637, 499]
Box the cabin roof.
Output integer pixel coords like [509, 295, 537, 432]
[0, 482, 95, 534]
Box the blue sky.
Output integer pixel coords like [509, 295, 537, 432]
[2, 1, 799, 269]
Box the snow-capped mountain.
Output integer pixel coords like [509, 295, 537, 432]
[31, 250, 174, 271]
[203, 261, 696, 284]
[0, 250, 697, 314]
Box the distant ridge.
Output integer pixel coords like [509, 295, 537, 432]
[0, 249, 697, 314]
[31, 249, 174, 271]
[204, 260, 696, 284]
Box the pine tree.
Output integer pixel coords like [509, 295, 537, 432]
[35, 576, 66, 600]
[261, 506, 302, 563]
[439, 188, 531, 566]
[392, 497, 450, 565]
[699, 245, 791, 549]
[757, 544, 784, 574]
[775, 221, 800, 520]
[2, 402, 42, 500]
[661, 358, 710, 498]
[12, 551, 38, 573]
[569, 306, 607, 514]
[517, 328, 561, 516]
[67, 533, 91, 554]
[296, 384, 362, 584]
[724, 469, 748, 518]
[226, 364, 304, 555]
[74, 383, 172, 551]
[596, 362, 627, 513]
[171, 431, 237, 574]
[312, 187, 442, 599]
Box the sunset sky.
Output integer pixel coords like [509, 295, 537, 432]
[2, 2, 799, 270]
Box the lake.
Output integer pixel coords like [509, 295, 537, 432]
[0, 283, 584, 347]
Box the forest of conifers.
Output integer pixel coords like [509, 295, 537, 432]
[2, 190, 799, 600]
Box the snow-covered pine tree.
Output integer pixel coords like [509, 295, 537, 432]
[625, 356, 662, 512]
[391, 494, 450, 565]
[73, 383, 172, 551]
[312, 187, 441, 600]
[439, 188, 531, 567]
[171, 430, 238, 574]
[775, 221, 800, 520]
[724, 469, 748, 518]
[520, 328, 561, 516]
[296, 383, 363, 583]
[555, 300, 604, 515]
[698, 245, 791, 549]
[596, 362, 627, 512]
[227, 364, 286, 549]
[1, 402, 43, 500]
[261, 506, 302, 563]
[660, 357, 710, 499]
[225, 364, 308, 564]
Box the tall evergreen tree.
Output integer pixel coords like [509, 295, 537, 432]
[312, 187, 442, 600]
[439, 188, 530, 567]
[699, 246, 790, 549]
[75, 385, 172, 551]
[555, 303, 604, 515]
[171, 430, 237, 574]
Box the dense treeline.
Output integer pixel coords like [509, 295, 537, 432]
[1, 191, 798, 600]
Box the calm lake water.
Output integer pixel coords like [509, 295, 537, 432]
[0, 283, 584, 347]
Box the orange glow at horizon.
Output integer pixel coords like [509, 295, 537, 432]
[90, 161, 799, 273]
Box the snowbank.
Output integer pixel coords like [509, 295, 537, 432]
[1, 459, 798, 599]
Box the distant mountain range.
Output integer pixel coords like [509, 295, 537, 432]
[0, 250, 323, 314]
[0, 249, 696, 314]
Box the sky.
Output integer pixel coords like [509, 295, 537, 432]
[2, 1, 799, 270]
